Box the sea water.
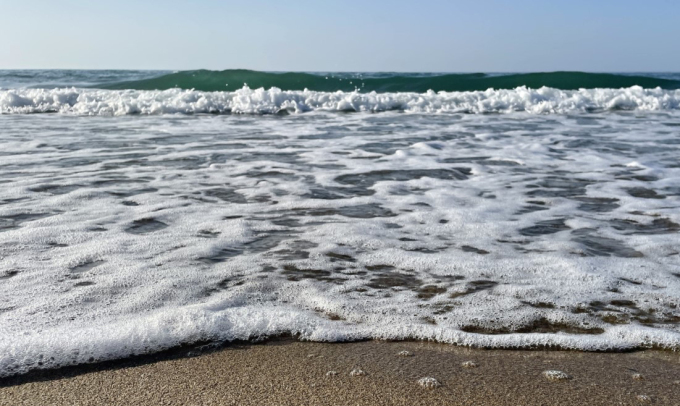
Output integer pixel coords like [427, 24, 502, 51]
[0, 70, 679, 377]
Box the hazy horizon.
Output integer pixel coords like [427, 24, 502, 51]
[2, 0, 679, 72]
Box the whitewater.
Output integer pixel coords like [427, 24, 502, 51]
[2, 86, 680, 115]
[1, 70, 679, 377]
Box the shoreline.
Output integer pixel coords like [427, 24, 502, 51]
[2, 340, 679, 405]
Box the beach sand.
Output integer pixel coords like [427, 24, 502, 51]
[2, 340, 679, 406]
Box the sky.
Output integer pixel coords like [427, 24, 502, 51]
[1, 0, 679, 72]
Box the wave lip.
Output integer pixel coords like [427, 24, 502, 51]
[101, 70, 680, 92]
[1, 86, 680, 115]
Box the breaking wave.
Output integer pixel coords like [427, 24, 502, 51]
[1, 86, 680, 115]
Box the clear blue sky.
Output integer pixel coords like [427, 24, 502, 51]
[1, 0, 678, 72]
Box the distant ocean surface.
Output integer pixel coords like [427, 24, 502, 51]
[1, 70, 679, 377]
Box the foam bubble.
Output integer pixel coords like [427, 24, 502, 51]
[543, 370, 573, 381]
[417, 377, 441, 389]
[350, 368, 367, 377]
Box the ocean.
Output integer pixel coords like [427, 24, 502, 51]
[1, 70, 679, 377]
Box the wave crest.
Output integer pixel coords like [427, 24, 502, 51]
[1, 86, 679, 115]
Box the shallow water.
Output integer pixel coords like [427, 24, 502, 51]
[1, 80, 680, 376]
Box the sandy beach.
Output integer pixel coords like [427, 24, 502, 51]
[2, 340, 679, 406]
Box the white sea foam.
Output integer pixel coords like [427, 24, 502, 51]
[1, 86, 679, 115]
[0, 110, 679, 377]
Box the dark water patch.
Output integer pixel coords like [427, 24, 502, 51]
[322, 312, 346, 321]
[293, 203, 396, 219]
[441, 156, 491, 164]
[0, 306, 15, 314]
[0, 212, 56, 232]
[335, 169, 471, 190]
[235, 152, 302, 165]
[202, 277, 246, 296]
[389, 186, 428, 196]
[29, 184, 82, 195]
[421, 316, 437, 325]
[610, 300, 638, 309]
[358, 142, 412, 155]
[616, 174, 660, 182]
[405, 247, 442, 254]
[55, 157, 107, 168]
[91, 178, 151, 187]
[299, 132, 349, 140]
[270, 218, 305, 228]
[609, 218, 680, 235]
[126, 218, 168, 235]
[87, 226, 107, 232]
[662, 186, 680, 196]
[432, 304, 456, 315]
[74, 281, 96, 287]
[0, 197, 29, 206]
[242, 171, 300, 182]
[574, 197, 620, 213]
[245, 233, 293, 253]
[572, 229, 643, 258]
[0, 270, 19, 279]
[272, 249, 310, 260]
[627, 188, 666, 199]
[366, 271, 421, 290]
[519, 218, 570, 236]
[310, 163, 346, 170]
[303, 186, 375, 200]
[107, 187, 158, 198]
[365, 265, 396, 272]
[522, 301, 556, 309]
[272, 240, 317, 261]
[198, 247, 243, 264]
[326, 252, 356, 263]
[450, 280, 498, 299]
[525, 177, 595, 198]
[416, 285, 447, 300]
[497, 238, 531, 246]
[197, 230, 220, 238]
[121, 201, 139, 206]
[204, 188, 248, 204]
[281, 265, 339, 283]
[461, 318, 604, 335]
[515, 204, 549, 215]
[484, 160, 522, 167]
[71, 260, 105, 273]
[461, 246, 490, 255]
[575, 300, 680, 326]
[249, 194, 272, 203]
[620, 278, 643, 285]
[223, 215, 244, 220]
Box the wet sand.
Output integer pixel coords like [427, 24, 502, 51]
[1, 340, 679, 406]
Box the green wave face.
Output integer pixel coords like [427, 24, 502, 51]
[102, 70, 680, 92]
